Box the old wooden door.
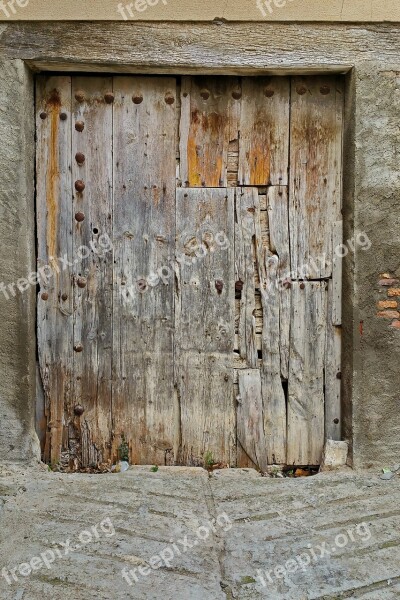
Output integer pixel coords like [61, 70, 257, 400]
[36, 75, 343, 469]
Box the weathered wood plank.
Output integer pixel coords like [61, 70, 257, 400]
[267, 186, 291, 379]
[237, 369, 268, 472]
[112, 76, 177, 465]
[289, 76, 344, 279]
[238, 77, 290, 186]
[175, 188, 235, 466]
[36, 76, 73, 465]
[259, 254, 287, 465]
[332, 220, 343, 326]
[235, 187, 259, 368]
[180, 76, 240, 187]
[71, 77, 113, 467]
[325, 280, 342, 441]
[287, 281, 327, 465]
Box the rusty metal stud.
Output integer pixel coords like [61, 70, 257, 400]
[61, 293, 68, 301]
[74, 404, 84, 416]
[75, 152, 85, 165]
[232, 89, 242, 100]
[104, 92, 114, 104]
[336, 372, 342, 380]
[300, 282, 305, 289]
[77, 277, 87, 288]
[264, 89, 275, 98]
[74, 344, 83, 353]
[283, 279, 292, 289]
[200, 89, 210, 100]
[183, 92, 188, 98]
[75, 211, 85, 222]
[215, 280, 224, 294]
[39, 112, 47, 120]
[320, 85, 331, 95]
[137, 279, 148, 292]
[235, 280, 243, 292]
[333, 418, 340, 424]
[75, 121, 85, 132]
[75, 180, 85, 192]
[296, 86, 307, 95]
[164, 93, 175, 105]
[75, 91, 85, 102]
[132, 94, 143, 104]
[41, 292, 49, 301]
[60, 112, 68, 121]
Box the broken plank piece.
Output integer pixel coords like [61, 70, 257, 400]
[237, 369, 268, 472]
[238, 77, 290, 186]
[175, 188, 235, 466]
[287, 281, 328, 465]
[289, 76, 344, 279]
[71, 77, 113, 468]
[180, 76, 240, 187]
[113, 76, 177, 465]
[325, 280, 342, 441]
[267, 186, 291, 379]
[259, 254, 287, 465]
[235, 187, 260, 368]
[36, 75, 73, 465]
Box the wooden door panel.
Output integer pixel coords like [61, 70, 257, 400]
[36, 76, 73, 465]
[175, 188, 235, 465]
[112, 77, 177, 465]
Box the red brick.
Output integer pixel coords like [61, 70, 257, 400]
[379, 279, 399, 286]
[388, 288, 400, 297]
[378, 300, 398, 309]
[377, 310, 400, 319]
[390, 320, 400, 329]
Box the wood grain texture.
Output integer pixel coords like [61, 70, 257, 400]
[267, 186, 291, 379]
[259, 254, 287, 465]
[235, 187, 259, 369]
[238, 77, 290, 186]
[112, 76, 177, 465]
[180, 76, 240, 187]
[287, 281, 327, 465]
[71, 77, 113, 467]
[36, 76, 73, 465]
[237, 369, 267, 471]
[289, 76, 344, 279]
[175, 188, 235, 466]
[325, 280, 342, 441]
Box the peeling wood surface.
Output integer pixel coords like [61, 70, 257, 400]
[175, 188, 235, 465]
[287, 281, 328, 465]
[238, 77, 290, 186]
[289, 76, 344, 279]
[37, 74, 343, 469]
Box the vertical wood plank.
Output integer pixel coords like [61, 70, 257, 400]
[175, 188, 235, 466]
[267, 186, 291, 379]
[235, 187, 259, 369]
[36, 76, 73, 465]
[332, 220, 343, 326]
[238, 77, 290, 186]
[113, 77, 177, 465]
[71, 77, 113, 467]
[287, 281, 327, 465]
[237, 369, 268, 472]
[289, 76, 344, 279]
[259, 254, 287, 464]
[325, 280, 342, 441]
[180, 76, 240, 187]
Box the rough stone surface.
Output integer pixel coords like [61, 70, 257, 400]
[0, 57, 39, 464]
[321, 440, 349, 470]
[1, 466, 400, 599]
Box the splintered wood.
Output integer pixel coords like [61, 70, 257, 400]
[36, 75, 343, 470]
